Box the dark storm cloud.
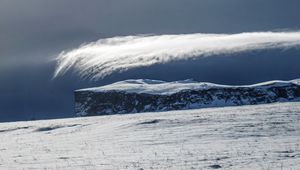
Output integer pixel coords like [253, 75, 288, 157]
[0, 0, 300, 121]
[1, 0, 300, 58]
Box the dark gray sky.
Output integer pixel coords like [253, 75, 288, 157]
[0, 0, 300, 122]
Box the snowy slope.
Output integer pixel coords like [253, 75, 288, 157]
[0, 102, 300, 169]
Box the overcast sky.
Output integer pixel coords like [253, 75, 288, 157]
[0, 0, 300, 122]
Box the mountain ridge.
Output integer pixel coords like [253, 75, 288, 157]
[75, 79, 300, 116]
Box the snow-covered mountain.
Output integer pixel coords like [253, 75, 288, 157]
[75, 79, 300, 116]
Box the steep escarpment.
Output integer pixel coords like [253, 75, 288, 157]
[74, 79, 300, 116]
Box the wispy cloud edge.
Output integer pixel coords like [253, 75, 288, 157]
[54, 31, 300, 80]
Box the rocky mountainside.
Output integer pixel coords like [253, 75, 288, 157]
[74, 79, 300, 116]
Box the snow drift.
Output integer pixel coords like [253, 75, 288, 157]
[1, 102, 300, 169]
[54, 31, 300, 80]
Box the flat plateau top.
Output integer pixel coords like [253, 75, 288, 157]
[76, 79, 300, 95]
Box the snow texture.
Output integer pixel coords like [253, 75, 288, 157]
[77, 79, 300, 95]
[0, 102, 300, 169]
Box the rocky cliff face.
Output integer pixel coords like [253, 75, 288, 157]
[74, 79, 300, 116]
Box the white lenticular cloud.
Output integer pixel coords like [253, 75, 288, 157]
[54, 31, 300, 80]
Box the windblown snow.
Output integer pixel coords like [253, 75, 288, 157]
[54, 31, 300, 80]
[1, 102, 300, 169]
